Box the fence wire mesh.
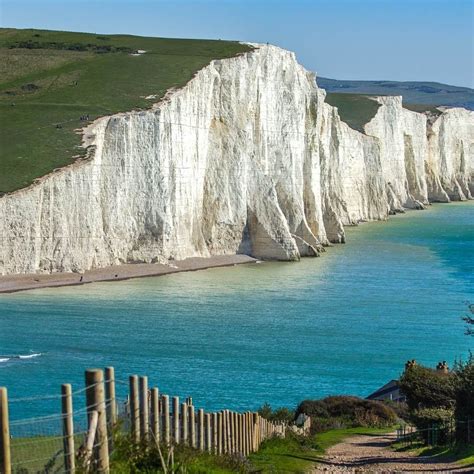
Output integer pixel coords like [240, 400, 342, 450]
[3, 372, 291, 473]
[6, 380, 125, 474]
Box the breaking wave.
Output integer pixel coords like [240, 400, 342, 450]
[0, 353, 42, 363]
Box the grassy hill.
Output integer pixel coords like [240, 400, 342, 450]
[0, 28, 251, 193]
[318, 77, 474, 110]
[324, 93, 381, 133]
[323, 92, 444, 134]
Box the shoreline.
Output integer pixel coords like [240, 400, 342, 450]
[2, 201, 472, 295]
[0, 254, 257, 295]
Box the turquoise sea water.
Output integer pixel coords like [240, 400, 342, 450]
[1, 202, 473, 420]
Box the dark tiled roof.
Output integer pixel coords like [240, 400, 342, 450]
[366, 379, 400, 400]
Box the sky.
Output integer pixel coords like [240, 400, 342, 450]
[1, 0, 473, 88]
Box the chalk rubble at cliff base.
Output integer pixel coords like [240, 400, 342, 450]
[1, 44, 473, 275]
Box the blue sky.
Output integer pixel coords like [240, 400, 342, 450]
[1, 0, 473, 87]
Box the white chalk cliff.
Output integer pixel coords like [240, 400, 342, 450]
[1, 45, 473, 274]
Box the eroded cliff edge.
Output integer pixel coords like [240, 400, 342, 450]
[1, 45, 473, 274]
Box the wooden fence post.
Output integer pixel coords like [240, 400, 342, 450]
[85, 369, 110, 473]
[225, 410, 231, 453]
[151, 388, 160, 442]
[222, 411, 227, 454]
[212, 413, 218, 454]
[105, 367, 117, 426]
[198, 409, 204, 450]
[205, 413, 211, 452]
[250, 413, 254, 452]
[139, 376, 149, 442]
[247, 412, 253, 454]
[181, 402, 188, 444]
[0, 388, 11, 474]
[84, 411, 99, 471]
[235, 412, 240, 453]
[233, 412, 238, 453]
[162, 395, 170, 445]
[237, 413, 243, 454]
[61, 384, 75, 474]
[189, 404, 196, 448]
[243, 412, 248, 455]
[129, 375, 140, 443]
[228, 411, 233, 453]
[217, 412, 223, 455]
[252, 413, 258, 452]
[248, 412, 253, 452]
[172, 397, 180, 444]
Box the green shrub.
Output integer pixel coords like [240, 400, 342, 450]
[257, 402, 295, 423]
[295, 396, 397, 432]
[384, 400, 410, 421]
[454, 355, 474, 443]
[410, 408, 454, 445]
[410, 407, 454, 428]
[110, 431, 250, 473]
[399, 365, 456, 411]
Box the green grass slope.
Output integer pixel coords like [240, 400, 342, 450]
[324, 92, 381, 133]
[0, 28, 251, 193]
[318, 77, 474, 110]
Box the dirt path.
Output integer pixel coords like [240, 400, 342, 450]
[311, 432, 471, 473]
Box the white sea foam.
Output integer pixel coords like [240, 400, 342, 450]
[0, 353, 42, 362]
[18, 353, 42, 359]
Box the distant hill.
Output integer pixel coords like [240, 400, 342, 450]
[318, 78, 474, 110]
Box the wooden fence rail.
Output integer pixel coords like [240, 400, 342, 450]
[1, 367, 294, 473]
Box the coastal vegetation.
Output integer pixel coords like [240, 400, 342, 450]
[106, 423, 395, 473]
[392, 439, 474, 468]
[401, 102, 443, 116]
[318, 77, 474, 110]
[0, 28, 251, 193]
[294, 395, 397, 432]
[95, 396, 397, 473]
[324, 92, 380, 133]
[399, 355, 474, 445]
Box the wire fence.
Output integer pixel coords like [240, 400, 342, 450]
[1, 367, 299, 473]
[396, 418, 474, 448]
[5, 380, 129, 473]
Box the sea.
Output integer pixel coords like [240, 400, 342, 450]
[1, 202, 473, 421]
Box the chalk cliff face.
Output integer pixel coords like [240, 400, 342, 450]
[1, 45, 473, 274]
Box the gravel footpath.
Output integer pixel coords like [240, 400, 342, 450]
[310, 432, 472, 473]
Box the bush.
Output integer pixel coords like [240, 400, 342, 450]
[454, 355, 474, 443]
[295, 396, 397, 432]
[410, 408, 454, 445]
[399, 365, 456, 411]
[384, 400, 410, 421]
[410, 407, 454, 428]
[257, 403, 295, 423]
[111, 431, 251, 473]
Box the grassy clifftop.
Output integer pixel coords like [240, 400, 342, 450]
[325, 93, 381, 133]
[318, 77, 474, 110]
[0, 28, 251, 193]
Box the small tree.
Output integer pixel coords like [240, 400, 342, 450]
[399, 364, 456, 411]
[462, 303, 474, 336]
[258, 403, 295, 423]
[454, 355, 474, 444]
[258, 402, 273, 420]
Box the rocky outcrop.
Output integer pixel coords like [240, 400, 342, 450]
[1, 45, 473, 274]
